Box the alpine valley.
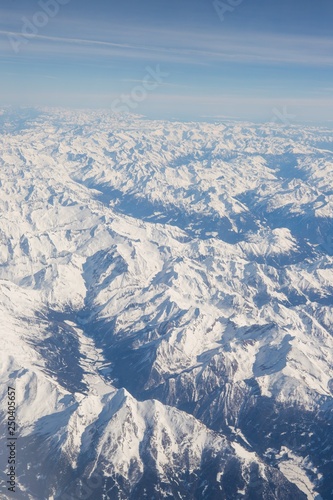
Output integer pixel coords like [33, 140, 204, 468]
[0, 108, 332, 500]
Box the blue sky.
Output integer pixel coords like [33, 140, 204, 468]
[0, 0, 333, 123]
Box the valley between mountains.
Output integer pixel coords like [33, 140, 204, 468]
[0, 108, 333, 499]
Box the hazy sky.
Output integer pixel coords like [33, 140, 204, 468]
[1, 0, 333, 123]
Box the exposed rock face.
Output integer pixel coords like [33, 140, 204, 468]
[0, 108, 332, 499]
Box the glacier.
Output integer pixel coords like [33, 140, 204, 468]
[0, 107, 332, 499]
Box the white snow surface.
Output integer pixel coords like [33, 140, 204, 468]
[0, 108, 332, 498]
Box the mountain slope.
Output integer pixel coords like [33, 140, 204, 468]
[0, 108, 332, 499]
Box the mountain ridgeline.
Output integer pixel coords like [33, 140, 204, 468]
[0, 108, 332, 499]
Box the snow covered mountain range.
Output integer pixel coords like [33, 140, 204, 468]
[0, 108, 333, 499]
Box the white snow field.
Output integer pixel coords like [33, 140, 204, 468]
[0, 108, 332, 499]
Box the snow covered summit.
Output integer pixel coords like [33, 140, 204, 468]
[0, 108, 332, 499]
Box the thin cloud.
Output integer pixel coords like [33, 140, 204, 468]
[121, 78, 187, 88]
[1, 28, 333, 67]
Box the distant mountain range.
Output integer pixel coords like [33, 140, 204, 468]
[0, 108, 332, 499]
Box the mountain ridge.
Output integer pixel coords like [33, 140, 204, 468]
[0, 108, 332, 499]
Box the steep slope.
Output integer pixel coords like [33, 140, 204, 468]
[0, 108, 332, 499]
